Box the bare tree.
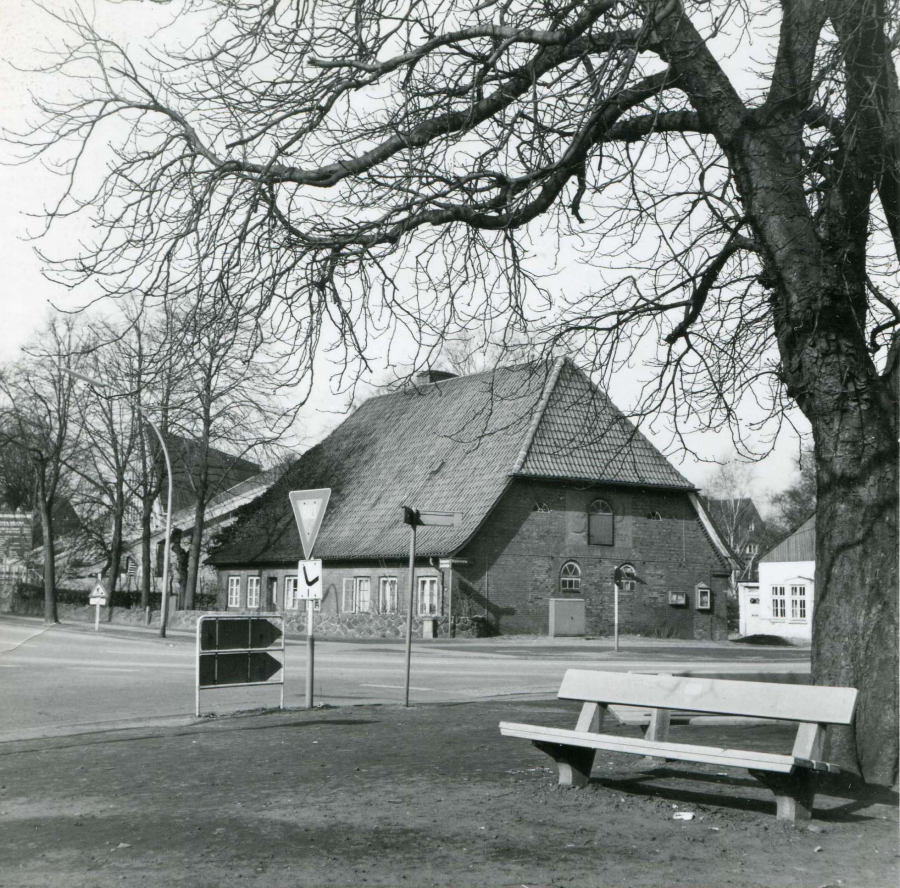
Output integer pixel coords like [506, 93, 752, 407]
[0, 319, 82, 622]
[769, 448, 817, 539]
[10, 0, 899, 782]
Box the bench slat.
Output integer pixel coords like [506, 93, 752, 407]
[500, 721, 799, 773]
[559, 671, 857, 725]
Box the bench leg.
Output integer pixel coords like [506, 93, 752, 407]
[532, 741, 595, 787]
[749, 769, 817, 822]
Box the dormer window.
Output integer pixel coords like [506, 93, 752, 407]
[588, 499, 614, 546]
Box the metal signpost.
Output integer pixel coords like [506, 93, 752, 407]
[195, 614, 285, 717]
[288, 489, 331, 709]
[88, 574, 108, 632]
[401, 508, 462, 707]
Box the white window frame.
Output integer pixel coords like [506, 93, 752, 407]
[247, 576, 261, 609]
[560, 561, 582, 595]
[379, 577, 398, 614]
[356, 577, 372, 614]
[284, 576, 301, 610]
[695, 585, 711, 610]
[418, 576, 439, 616]
[771, 585, 786, 619]
[342, 578, 356, 614]
[227, 576, 241, 608]
[267, 576, 278, 610]
[790, 584, 807, 620]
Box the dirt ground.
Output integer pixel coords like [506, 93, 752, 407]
[0, 699, 896, 888]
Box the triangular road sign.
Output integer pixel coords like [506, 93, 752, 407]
[289, 488, 331, 560]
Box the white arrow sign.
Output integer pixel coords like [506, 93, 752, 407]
[288, 488, 331, 560]
[297, 559, 323, 600]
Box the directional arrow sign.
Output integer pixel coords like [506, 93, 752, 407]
[298, 559, 323, 600]
[289, 489, 331, 560]
[198, 651, 283, 688]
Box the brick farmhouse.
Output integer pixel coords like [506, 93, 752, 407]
[207, 359, 733, 639]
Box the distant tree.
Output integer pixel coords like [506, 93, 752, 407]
[769, 449, 817, 539]
[0, 319, 82, 622]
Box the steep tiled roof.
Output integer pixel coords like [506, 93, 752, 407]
[516, 361, 694, 489]
[208, 359, 694, 565]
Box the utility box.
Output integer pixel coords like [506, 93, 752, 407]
[421, 618, 438, 639]
[549, 598, 585, 637]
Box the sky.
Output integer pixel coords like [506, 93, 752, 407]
[0, 0, 813, 511]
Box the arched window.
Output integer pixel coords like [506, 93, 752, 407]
[560, 561, 582, 595]
[647, 510, 662, 521]
[588, 499, 614, 546]
[532, 502, 551, 513]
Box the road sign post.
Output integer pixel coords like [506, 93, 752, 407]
[401, 508, 462, 707]
[88, 574, 108, 632]
[195, 614, 285, 717]
[289, 489, 330, 709]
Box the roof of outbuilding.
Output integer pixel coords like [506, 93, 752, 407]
[207, 358, 694, 565]
[760, 514, 816, 563]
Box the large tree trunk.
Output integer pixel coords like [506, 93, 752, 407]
[36, 470, 57, 625]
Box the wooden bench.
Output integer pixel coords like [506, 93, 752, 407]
[499, 670, 858, 822]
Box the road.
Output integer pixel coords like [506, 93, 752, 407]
[0, 614, 809, 742]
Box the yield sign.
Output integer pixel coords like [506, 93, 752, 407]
[289, 488, 331, 560]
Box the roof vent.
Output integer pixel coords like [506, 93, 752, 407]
[414, 369, 458, 384]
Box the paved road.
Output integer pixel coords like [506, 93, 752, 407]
[0, 614, 809, 742]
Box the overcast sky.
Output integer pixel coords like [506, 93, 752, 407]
[0, 0, 813, 509]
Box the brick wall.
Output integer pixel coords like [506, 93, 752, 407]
[453, 479, 729, 639]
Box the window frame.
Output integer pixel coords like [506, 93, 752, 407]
[247, 575, 261, 609]
[284, 576, 300, 610]
[695, 584, 711, 610]
[267, 576, 278, 610]
[356, 577, 372, 614]
[560, 561, 582, 595]
[378, 576, 398, 614]
[227, 575, 241, 608]
[588, 499, 615, 546]
[790, 584, 807, 620]
[417, 576, 439, 616]
[647, 510, 662, 521]
[342, 577, 356, 614]
[771, 585, 786, 619]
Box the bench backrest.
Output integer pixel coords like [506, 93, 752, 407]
[558, 670, 857, 725]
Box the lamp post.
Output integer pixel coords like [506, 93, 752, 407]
[64, 369, 173, 638]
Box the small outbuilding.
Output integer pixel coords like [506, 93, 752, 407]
[738, 515, 815, 644]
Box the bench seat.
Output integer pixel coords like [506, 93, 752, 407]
[499, 669, 858, 822]
[499, 722, 842, 774]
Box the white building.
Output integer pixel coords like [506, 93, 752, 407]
[738, 514, 814, 644]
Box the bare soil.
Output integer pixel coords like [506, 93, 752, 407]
[0, 700, 896, 888]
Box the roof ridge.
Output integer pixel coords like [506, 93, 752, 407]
[508, 356, 567, 475]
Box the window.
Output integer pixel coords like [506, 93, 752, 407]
[771, 585, 786, 619]
[560, 561, 581, 595]
[342, 578, 356, 613]
[247, 576, 260, 609]
[696, 585, 711, 610]
[356, 577, 371, 613]
[418, 577, 439, 615]
[647, 510, 662, 521]
[284, 576, 301, 610]
[588, 499, 614, 546]
[267, 577, 278, 610]
[379, 577, 398, 614]
[745, 542, 759, 555]
[532, 502, 551, 513]
[791, 585, 807, 620]
[616, 564, 636, 592]
[227, 576, 241, 608]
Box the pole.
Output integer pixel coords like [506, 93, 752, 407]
[447, 566, 453, 639]
[614, 581, 620, 652]
[403, 523, 417, 707]
[95, 602, 100, 632]
[305, 598, 315, 708]
[142, 414, 173, 639]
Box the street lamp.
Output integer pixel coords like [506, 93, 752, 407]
[64, 369, 174, 638]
